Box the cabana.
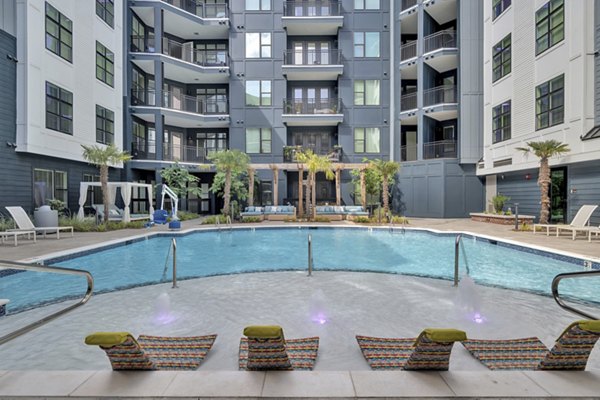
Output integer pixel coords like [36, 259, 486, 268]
[77, 182, 154, 223]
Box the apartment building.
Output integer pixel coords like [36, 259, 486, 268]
[480, 0, 600, 224]
[0, 0, 123, 213]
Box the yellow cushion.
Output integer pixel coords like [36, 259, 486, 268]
[423, 328, 467, 342]
[243, 325, 284, 339]
[85, 332, 132, 347]
[578, 320, 600, 334]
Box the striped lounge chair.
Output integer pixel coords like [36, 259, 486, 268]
[356, 328, 467, 370]
[462, 320, 600, 370]
[85, 331, 217, 370]
[239, 325, 319, 370]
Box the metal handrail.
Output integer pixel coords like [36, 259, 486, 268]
[0, 260, 94, 346]
[423, 30, 457, 54]
[283, 1, 341, 17]
[400, 40, 417, 61]
[454, 234, 462, 286]
[171, 238, 178, 288]
[283, 49, 342, 65]
[552, 270, 600, 319]
[307, 234, 313, 276]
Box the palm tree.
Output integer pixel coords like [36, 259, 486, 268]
[296, 150, 334, 220]
[208, 149, 250, 216]
[516, 140, 570, 224]
[81, 143, 132, 223]
[369, 159, 400, 218]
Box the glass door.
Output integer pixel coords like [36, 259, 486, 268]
[550, 167, 568, 224]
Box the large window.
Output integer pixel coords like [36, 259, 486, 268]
[354, 32, 380, 57]
[246, 128, 272, 154]
[46, 82, 73, 134]
[492, 100, 511, 143]
[246, 32, 271, 58]
[96, 41, 114, 87]
[355, 0, 380, 9]
[536, 74, 564, 130]
[96, 0, 114, 27]
[245, 80, 271, 106]
[536, 0, 564, 55]
[354, 127, 380, 153]
[246, 0, 270, 10]
[131, 15, 145, 52]
[33, 169, 68, 208]
[45, 2, 73, 62]
[492, 0, 511, 20]
[96, 105, 114, 145]
[83, 174, 102, 206]
[492, 34, 511, 82]
[354, 80, 380, 105]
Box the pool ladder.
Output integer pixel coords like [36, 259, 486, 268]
[307, 234, 314, 276]
[453, 234, 471, 286]
[552, 270, 600, 319]
[215, 215, 233, 231]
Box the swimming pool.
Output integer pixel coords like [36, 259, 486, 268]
[1, 227, 598, 313]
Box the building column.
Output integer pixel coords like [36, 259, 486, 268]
[272, 166, 279, 206]
[248, 167, 255, 206]
[360, 167, 366, 209]
[298, 167, 304, 217]
[335, 167, 341, 206]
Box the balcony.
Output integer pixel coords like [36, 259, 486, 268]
[282, 98, 343, 126]
[130, 90, 229, 128]
[399, 0, 417, 33]
[399, 41, 417, 79]
[423, 85, 458, 121]
[283, 145, 343, 163]
[423, 0, 457, 26]
[131, 140, 211, 163]
[130, 37, 229, 84]
[423, 30, 458, 73]
[282, 49, 343, 81]
[423, 140, 457, 159]
[399, 92, 418, 123]
[400, 144, 418, 162]
[282, 1, 343, 35]
[162, 0, 228, 18]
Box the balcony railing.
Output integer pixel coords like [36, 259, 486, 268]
[161, 0, 229, 18]
[283, 49, 342, 65]
[423, 30, 457, 53]
[400, 41, 417, 61]
[400, 144, 418, 162]
[132, 140, 215, 163]
[401, 0, 418, 11]
[283, 145, 343, 163]
[131, 37, 229, 67]
[283, 98, 342, 115]
[131, 89, 229, 114]
[423, 140, 457, 159]
[423, 85, 457, 107]
[283, 1, 341, 17]
[400, 92, 417, 110]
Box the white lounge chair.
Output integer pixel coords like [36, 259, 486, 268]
[0, 230, 36, 246]
[533, 205, 598, 240]
[5, 206, 73, 240]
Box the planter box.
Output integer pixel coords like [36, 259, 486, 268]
[470, 212, 535, 225]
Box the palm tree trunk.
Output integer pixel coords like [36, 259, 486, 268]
[305, 172, 311, 219]
[100, 165, 109, 223]
[360, 168, 366, 209]
[247, 167, 254, 207]
[298, 167, 303, 217]
[382, 175, 389, 218]
[538, 158, 551, 224]
[335, 167, 341, 206]
[311, 171, 317, 220]
[272, 167, 279, 206]
[223, 169, 232, 216]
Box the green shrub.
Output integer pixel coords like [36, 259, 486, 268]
[352, 216, 371, 223]
[177, 211, 200, 221]
[391, 215, 409, 224]
[283, 217, 297, 222]
[58, 217, 146, 232]
[202, 215, 228, 225]
[241, 216, 262, 223]
[491, 194, 510, 214]
[313, 216, 331, 223]
[519, 222, 533, 232]
[0, 215, 15, 232]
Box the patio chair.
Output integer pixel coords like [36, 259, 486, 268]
[0, 230, 36, 246]
[239, 325, 319, 370]
[85, 331, 217, 370]
[356, 328, 467, 370]
[5, 206, 73, 239]
[533, 205, 597, 238]
[462, 320, 600, 370]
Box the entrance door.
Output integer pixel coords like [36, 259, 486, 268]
[550, 167, 567, 224]
[293, 131, 332, 155]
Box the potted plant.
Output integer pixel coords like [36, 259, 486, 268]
[491, 194, 510, 214]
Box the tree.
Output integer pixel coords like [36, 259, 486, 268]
[208, 149, 250, 216]
[295, 150, 334, 220]
[369, 159, 400, 217]
[81, 143, 132, 223]
[351, 162, 381, 208]
[516, 140, 570, 224]
[159, 162, 204, 211]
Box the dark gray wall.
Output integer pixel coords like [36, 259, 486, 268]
[596, 0, 600, 124]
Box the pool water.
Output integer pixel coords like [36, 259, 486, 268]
[1, 227, 597, 313]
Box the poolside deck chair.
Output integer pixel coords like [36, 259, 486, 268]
[85, 331, 217, 370]
[0, 230, 36, 246]
[5, 206, 73, 239]
[533, 205, 597, 238]
[239, 325, 319, 370]
[356, 328, 467, 370]
[462, 320, 600, 370]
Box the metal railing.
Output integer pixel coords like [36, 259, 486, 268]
[284, 1, 341, 16]
[0, 260, 94, 345]
[133, 37, 229, 67]
[401, 0, 418, 11]
[283, 49, 342, 65]
[283, 145, 342, 163]
[423, 140, 457, 159]
[307, 234, 313, 276]
[131, 140, 212, 163]
[552, 270, 600, 319]
[400, 41, 417, 61]
[400, 144, 418, 162]
[423, 30, 457, 54]
[454, 234, 462, 286]
[162, 0, 229, 18]
[283, 98, 342, 115]
[423, 85, 457, 106]
[400, 92, 417, 110]
[131, 90, 229, 114]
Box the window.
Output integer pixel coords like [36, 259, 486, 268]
[46, 82, 73, 134]
[492, 34, 511, 82]
[96, 0, 114, 27]
[45, 2, 73, 62]
[131, 15, 145, 52]
[197, 87, 228, 113]
[246, 32, 271, 58]
[96, 105, 114, 145]
[96, 41, 114, 87]
[354, 32, 379, 57]
[246, 0, 270, 10]
[246, 128, 272, 153]
[245, 80, 272, 106]
[536, 0, 564, 55]
[196, 131, 228, 156]
[33, 169, 68, 208]
[492, 101, 511, 143]
[492, 0, 511, 20]
[354, 127, 380, 153]
[83, 174, 102, 206]
[354, 80, 380, 105]
[536, 74, 564, 130]
[355, 0, 380, 9]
